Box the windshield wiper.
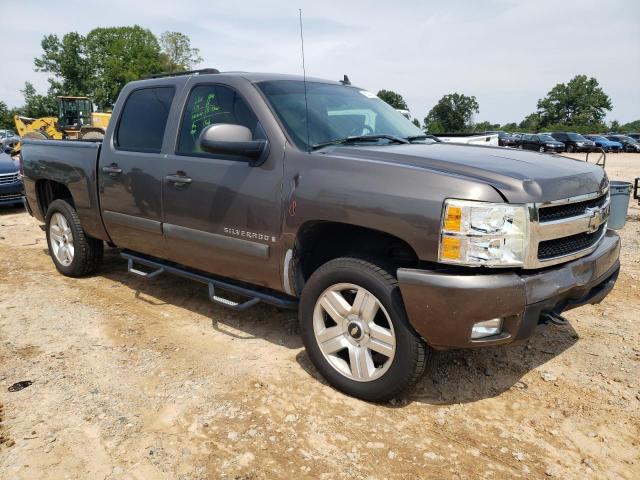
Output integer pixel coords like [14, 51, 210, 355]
[311, 134, 409, 151]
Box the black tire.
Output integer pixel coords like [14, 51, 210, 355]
[538, 146, 545, 153]
[299, 257, 428, 402]
[566, 144, 574, 153]
[45, 199, 103, 277]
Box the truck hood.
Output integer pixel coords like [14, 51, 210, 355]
[325, 143, 607, 203]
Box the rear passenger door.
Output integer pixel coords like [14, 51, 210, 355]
[161, 80, 284, 289]
[98, 84, 179, 257]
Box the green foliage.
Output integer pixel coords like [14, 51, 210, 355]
[0, 101, 15, 130]
[472, 121, 500, 132]
[535, 75, 612, 129]
[20, 82, 57, 118]
[620, 119, 640, 132]
[85, 26, 164, 108]
[412, 118, 421, 129]
[424, 93, 479, 132]
[159, 31, 203, 72]
[33, 26, 201, 110]
[34, 32, 91, 97]
[376, 89, 409, 110]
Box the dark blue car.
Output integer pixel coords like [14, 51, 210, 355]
[0, 140, 23, 207]
[583, 135, 623, 153]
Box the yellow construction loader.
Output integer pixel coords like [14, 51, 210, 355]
[14, 96, 111, 141]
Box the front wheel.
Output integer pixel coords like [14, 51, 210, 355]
[45, 199, 103, 277]
[299, 257, 428, 402]
[538, 146, 545, 153]
[566, 144, 574, 153]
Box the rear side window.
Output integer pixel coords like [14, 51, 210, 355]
[116, 87, 175, 153]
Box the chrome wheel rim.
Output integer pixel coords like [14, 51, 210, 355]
[49, 212, 74, 266]
[312, 283, 396, 382]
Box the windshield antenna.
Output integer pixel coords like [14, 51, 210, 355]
[299, 9, 311, 152]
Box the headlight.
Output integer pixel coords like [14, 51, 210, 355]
[546, 143, 555, 147]
[439, 199, 528, 267]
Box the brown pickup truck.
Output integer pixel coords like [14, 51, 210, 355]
[20, 70, 620, 401]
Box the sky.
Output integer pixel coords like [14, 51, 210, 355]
[1, 0, 638, 125]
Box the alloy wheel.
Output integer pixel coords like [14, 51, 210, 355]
[49, 212, 74, 266]
[312, 283, 396, 382]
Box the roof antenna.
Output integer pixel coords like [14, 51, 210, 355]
[340, 75, 351, 85]
[299, 8, 311, 152]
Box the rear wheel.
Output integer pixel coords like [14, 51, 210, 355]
[538, 145, 545, 153]
[299, 257, 428, 402]
[45, 199, 103, 277]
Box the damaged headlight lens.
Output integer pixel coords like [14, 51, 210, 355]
[439, 199, 528, 267]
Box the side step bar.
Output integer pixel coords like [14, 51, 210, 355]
[121, 251, 298, 311]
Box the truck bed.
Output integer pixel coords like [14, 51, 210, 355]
[21, 139, 108, 241]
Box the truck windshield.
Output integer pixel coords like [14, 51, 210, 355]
[257, 80, 423, 151]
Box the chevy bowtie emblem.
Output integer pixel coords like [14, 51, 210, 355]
[350, 326, 359, 336]
[585, 205, 608, 233]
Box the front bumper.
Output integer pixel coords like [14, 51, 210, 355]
[0, 181, 23, 206]
[398, 231, 620, 349]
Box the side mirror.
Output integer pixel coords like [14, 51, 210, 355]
[198, 124, 269, 167]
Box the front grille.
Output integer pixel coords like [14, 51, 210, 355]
[537, 223, 606, 260]
[0, 172, 20, 185]
[538, 193, 608, 222]
[0, 192, 22, 200]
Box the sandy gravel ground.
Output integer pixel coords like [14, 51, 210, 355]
[0, 152, 639, 479]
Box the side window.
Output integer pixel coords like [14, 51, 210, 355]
[116, 87, 175, 153]
[177, 84, 263, 155]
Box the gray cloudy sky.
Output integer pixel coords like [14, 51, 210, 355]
[1, 0, 639, 124]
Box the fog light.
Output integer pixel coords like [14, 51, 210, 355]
[471, 318, 502, 339]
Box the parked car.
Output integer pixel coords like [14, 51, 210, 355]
[0, 140, 23, 207]
[545, 132, 596, 152]
[605, 135, 640, 152]
[510, 133, 525, 148]
[21, 70, 620, 401]
[626, 133, 640, 141]
[583, 135, 623, 153]
[0, 129, 17, 140]
[518, 133, 565, 153]
[484, 131, 515, 147]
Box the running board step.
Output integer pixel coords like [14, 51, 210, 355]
[121, 251, 297, 311]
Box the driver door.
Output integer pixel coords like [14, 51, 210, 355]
[161, 81, 283, 289]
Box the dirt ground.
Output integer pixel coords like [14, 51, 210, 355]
[0, 152, 639, 479]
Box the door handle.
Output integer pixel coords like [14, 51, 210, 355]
[102, 164, 122, 176]
[166, 173, 192, 186]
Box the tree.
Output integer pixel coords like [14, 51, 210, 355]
[518, 113, 542, 131]
[159, 31, 203, 72]
[85, 26, 165, 109]
[0, 101, 12, 130]
[473, 121, 500, 132]
[34, 32, 91, 97]
[535, 75, 612, 129]
[423, 93, 479, 132]
[34, 26, 171, 110]
[609, 120, 621, 132]
[20, 82, 57, 118]
[412, 118, 421, 129]
[376, 89, 408, 110]
[621, 119, 640, 132]
[500, 122, 518, 131]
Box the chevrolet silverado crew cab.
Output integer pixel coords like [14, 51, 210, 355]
[21, 70, 620, 401]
